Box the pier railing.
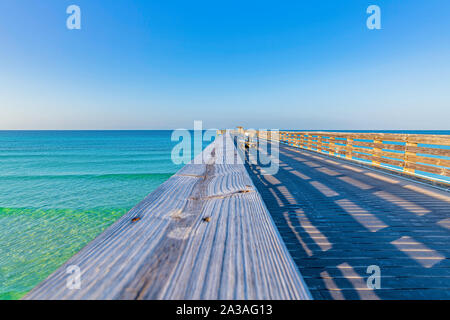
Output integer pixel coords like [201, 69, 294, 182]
[258, 131, 450, 185]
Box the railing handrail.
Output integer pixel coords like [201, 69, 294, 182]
[257, 130, 450, 185]
[278, 131, 450, 145]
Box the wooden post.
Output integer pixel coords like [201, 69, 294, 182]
[306, 135, 312, 150]
[372, 139, 383, 166]
[346, 138, 353, 160]
[404, 139, 418, 174]
[316, 136, 321, 152]
[329, 137, 336, 156]
[319, 136, 326, 153]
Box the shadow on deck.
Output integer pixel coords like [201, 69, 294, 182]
[245, 144, 450, 300]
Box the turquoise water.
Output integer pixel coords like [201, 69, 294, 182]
[0, 130, 197, 299]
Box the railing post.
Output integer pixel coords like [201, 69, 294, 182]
[306, 135, 312, 150]
[295, 133, 300, 148]
[372, 139, 383, 166]
[329, 137, 336, 157]
[317, 135, 323, 153]
[346, 137, 353, 160]
[404, 139, 418, 174]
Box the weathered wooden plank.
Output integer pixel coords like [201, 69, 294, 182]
[408, 146, 450, 157]
[351, 141, 405, 152]
[406, 154, 450, 168]
[24, 133, 311, 300]
[405, 162, 450, 177]
[350, 145, 374, 155]
[349, 152, 404, 167]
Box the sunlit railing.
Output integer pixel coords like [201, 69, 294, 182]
[258, 131, 450, 185]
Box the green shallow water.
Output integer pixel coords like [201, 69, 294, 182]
[0, 130, 203, 299]
[0, 207, 126, 299]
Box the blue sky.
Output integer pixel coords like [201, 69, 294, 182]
[0, 0, 449, 130]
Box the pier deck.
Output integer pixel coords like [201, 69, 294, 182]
[245, 143, 450, 299]
[24, 134, 311, 300]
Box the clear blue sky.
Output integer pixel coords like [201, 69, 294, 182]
[0, 0, 449, 130]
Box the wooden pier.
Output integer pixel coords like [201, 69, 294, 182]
[24, 129, 450, 300]
[24, 133, 311, 300]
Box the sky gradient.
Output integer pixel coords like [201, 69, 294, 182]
[0, 1, 449, 130]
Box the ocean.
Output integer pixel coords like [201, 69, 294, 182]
[0, 130, 204, 299]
